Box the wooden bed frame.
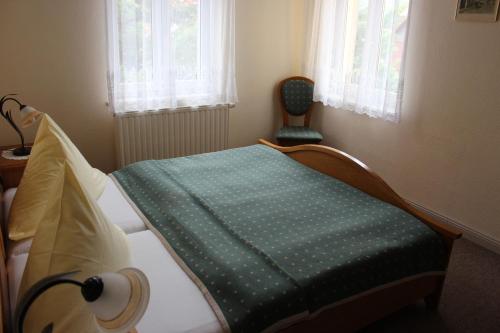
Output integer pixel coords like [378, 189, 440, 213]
[0, 141, 461, 333]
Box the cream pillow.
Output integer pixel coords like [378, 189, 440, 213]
[18, 162, 130, 333]
[9, 114, 107, 240]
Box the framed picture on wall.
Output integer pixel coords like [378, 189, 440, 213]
[456, 0, 500, 21]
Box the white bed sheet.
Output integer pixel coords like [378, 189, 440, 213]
[131, 231, 222, 333]
[98, 177, 146, 234]
[7, 252, 28, 317]
[7, 231, 223, 333]
[4, 177, 147, 256]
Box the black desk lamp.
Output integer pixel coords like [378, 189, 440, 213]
[14, 268, 150, 333]
[0, 94, 42, 156]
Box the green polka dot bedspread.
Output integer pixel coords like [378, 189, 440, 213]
[112, 144, 447, 333]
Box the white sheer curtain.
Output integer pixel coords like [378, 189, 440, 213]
[305, 0, 412, 122]
[106, 0, 237, 113]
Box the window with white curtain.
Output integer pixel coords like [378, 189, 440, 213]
[305, 0, 411, 122]
[106, 0, 238, 113]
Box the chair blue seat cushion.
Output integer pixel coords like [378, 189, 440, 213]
[276, 126, 323, 143]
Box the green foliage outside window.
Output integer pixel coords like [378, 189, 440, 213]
[117, 0, 200, 83]
[352, 0, 409, 93]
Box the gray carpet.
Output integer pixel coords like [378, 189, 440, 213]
[361, 239, 500, 332]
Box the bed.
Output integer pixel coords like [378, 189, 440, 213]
[0, 139, 461, 333]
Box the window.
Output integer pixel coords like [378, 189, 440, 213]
[106, 0, 237, 113]
[305, 0, 411, 122]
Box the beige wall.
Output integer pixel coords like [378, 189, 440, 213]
[230, 0, 302, 148]
[308, 0, 500, 242]
[0, 1, 113, 171]
[0, 0, 300, 172]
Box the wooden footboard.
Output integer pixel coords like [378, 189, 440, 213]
[281, 274, 445, 333]
[260, 139, 461, 332]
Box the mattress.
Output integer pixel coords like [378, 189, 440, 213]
[7, 231, 223, 333]
[4, 176, 146, 256]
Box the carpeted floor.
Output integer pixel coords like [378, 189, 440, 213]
[361, 239, 500, 332]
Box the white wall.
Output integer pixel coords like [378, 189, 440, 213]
[0, 0, 301, 172]
[308, 0, 500, 242]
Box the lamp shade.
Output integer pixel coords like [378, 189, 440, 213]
[89, 268, 150, 333]
[19, 105, 42, 128]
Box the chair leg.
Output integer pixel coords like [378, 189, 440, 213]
[425, 279, 444, 311]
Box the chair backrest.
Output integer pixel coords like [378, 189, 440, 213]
[278, 76, 315, 127]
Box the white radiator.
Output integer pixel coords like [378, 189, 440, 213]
[115, 105, 229, 168]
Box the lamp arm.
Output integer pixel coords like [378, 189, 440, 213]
[4, 110, 26, 148]
[0, 96, 24, 109]
[0, 96, 24, 119]
[0, 95, 26, 149]
[14, 271, 83, 333]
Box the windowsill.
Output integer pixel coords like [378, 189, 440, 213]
[113, 103, 236, 117]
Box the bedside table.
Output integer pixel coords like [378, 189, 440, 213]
[0, 145, 30, 189]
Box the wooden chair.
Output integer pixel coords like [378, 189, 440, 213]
[276, 76, 323, 146]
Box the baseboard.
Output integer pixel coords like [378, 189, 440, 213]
[408, 201, 500, 255]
